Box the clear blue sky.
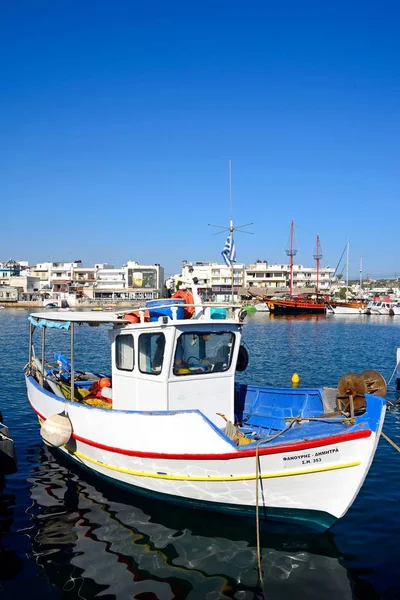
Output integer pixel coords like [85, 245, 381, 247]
[1, 1, 399, 278]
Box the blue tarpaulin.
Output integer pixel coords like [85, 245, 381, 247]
[28, 316, 71, 330]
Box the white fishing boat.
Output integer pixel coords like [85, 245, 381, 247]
[254, 302, 269, 312]
[365, 299, 400, 316]
[326, 300, 367, 315]
[327, 243, 367, 315]
[25, 280, 387, 532]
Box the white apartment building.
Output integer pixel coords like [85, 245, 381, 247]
[25, 260, 165, 302]
[9, 275, 41, 299]
[89, 262, 164, 301]
[179, 261, 245, 301]
[0, 260, 25, 285]
[245, 261, 334, 292]
[124, 261, 164, 300]
[29, 261, 81, 293]
[245, 262, 287, 288]
[178, 260, 335, 300]
[94, 264, 126, 290]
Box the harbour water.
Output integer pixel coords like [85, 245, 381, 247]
[1, 309, 399, 599]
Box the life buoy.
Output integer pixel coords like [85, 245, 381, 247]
[124, 312, 140, 323]
[172, 290, 195, 318]
[123, 310, 150, 323]
[236, 345, 249, 372]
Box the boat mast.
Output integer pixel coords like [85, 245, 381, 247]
[286, 220, 297, 297]
[314, 235, 322, 295]
[346, 241, 349, 303]
[229, 160, 234, 303]
[208, 161, 253, 304]
[359, 256, 363, 292]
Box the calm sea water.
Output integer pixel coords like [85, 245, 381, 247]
[1, 309, 400, 600]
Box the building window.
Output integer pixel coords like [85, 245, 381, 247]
[116, 335, 134, 371]
[139, 333, 165, 375]
[173, 332, 235, 376]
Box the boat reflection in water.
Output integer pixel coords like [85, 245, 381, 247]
[24, 446, 374, 600]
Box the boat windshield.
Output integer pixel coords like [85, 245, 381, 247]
[173, 332, 235, 376]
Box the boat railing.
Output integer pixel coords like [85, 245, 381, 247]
[120, 302, 246, 323]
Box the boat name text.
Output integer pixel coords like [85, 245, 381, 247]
[282, 447, 340, 468]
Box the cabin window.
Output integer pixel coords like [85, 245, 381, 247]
[138, 333, 166, 375]
[116, 334, 134, 371]
[173, 332, 235, 376]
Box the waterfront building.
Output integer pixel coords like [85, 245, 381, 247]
[0, 260, 25, 284]
[124, 261, 164, 301]
[8, 274, 41, 300]
[179, 261, 245, 302]
[0, 285, 19, 303]
[28, 261, 81, 294]
[244, 261, 334, 296]
[71, 267, 96, 298]
[177, 260, 335, 301]
[82, 262, 164, 301]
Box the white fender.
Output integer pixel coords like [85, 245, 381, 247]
[40, 413, 72, 447]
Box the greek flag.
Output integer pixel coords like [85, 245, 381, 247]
[221, 234, 236, 267]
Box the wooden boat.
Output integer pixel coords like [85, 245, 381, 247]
[268, 222, 326, 316]
[326, 300, 367, 315]
[268, 296, 326, 315]
[24, 280, 387, 532]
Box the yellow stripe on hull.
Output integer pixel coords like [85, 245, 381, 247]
[68, 448, 361, 482]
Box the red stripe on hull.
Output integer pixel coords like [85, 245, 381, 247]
[30, 401, 372, 461]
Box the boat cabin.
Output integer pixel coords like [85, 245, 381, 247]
[28, 302, 246, 428]
[110, 319, 240, 424]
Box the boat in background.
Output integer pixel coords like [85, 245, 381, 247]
[268, 295, 326, 315]
[326, 242, 367, 315]
[0, 411, 17, 475]
[267, 222, 326, 315]
[254, 302, 269, 312]
[327, 300, 367, 315]
[24, 275, 387, 532]
[365, 297, 400, 316]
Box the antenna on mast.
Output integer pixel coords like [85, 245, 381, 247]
[313, 235, 322, 295]
[286, 221, 297, 297]
[208, 160, 253, 303]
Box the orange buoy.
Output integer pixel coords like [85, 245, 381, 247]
[124, 312, 140, 324]
[98, 377, 111, 389]
[172, 290, 195, 318]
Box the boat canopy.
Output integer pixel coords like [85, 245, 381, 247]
[29, 311, 125, 324]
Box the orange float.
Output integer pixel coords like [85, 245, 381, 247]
[123, 310, 150, 323]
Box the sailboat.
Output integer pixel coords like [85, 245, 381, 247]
[267, 222, 326, 315]
[327, 243, 367, 315]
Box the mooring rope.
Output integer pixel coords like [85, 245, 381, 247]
[255, 441, 263, 588]
[254, 419, 298, 597]
[387, 359, 400, 387]
[381, 431, 400, 453]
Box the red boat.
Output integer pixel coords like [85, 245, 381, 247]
[267, 222, 326, 316]
[267, 296, 326, 315]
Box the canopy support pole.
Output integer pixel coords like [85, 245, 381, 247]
[28, 321, 33, 365]
[70, 322, 75, 401]
[41, 327, 46, 388]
